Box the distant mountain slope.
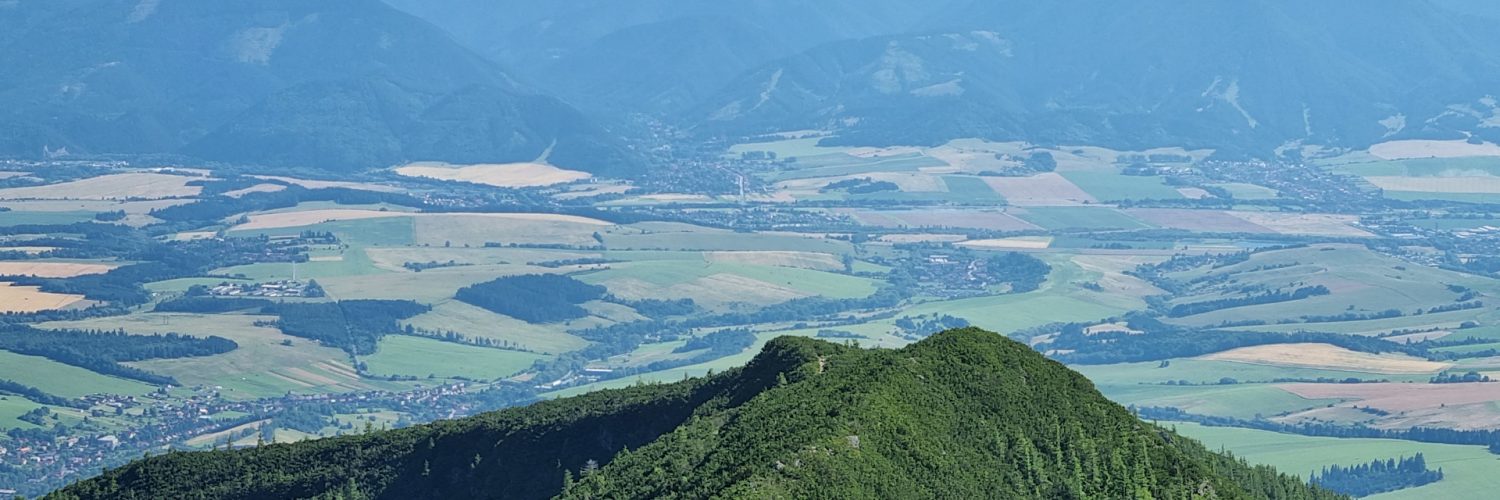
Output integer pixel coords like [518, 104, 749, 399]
[53, 329, 1343, 499]
[694, 0, 1500, 155]
[0, 0, 638, 175]
[383, 0, 969, 113]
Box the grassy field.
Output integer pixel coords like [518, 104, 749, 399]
[229, 216, 416, 247]
[1060, 171, 1185, 201]
[1099, 384, 1338, 419]
[1331, 156, 1500, 177]
[939, 175, 1003, 201]
[395, 162, 590, 188]
[1074, 358, 1432, 386]
[401, 301, 590, 355]
[766, 154, 948, 182]
[0, 349, 157, 398]
[0, 172, 203, 200]
[361, 336, 547, 381]
[41, 313, 411, 399]
[1014, 206, 1154, 231]
[1212, 182, 1280, 199]
[603, 223, 852, 253]
[577, 259, 879, 310]
[1164, 245, 1496, 329]
[0, 210, 97, 226]
[1171, 422, 1500, 499]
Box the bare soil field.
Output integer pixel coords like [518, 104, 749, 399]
[0, 283, 85, 312]
[1365, 176, 1500, 194]
[0, 261, 116, 277]
[0, 173, 203, 200]
[981, 173, 1097, 206]
[396, 162, 591, 188]
[1125, 209, 1275, 233]
[1227, 212, 1374, 237]
[705, 251, 843, 271]
[1370, 140, 1500, 160]
[1201, 343, 1450, 374]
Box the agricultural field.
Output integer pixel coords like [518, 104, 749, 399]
[1059, 171, 1185, 201]
[1173, 423, 1500, 499]
[0, 283, 87, 312]
[0, 172, 205, 200]
[39, 313, 410, 399]
[982, 173, 1098, 206]
[1012, 206, 1153, 231]
[0, 261, 117, 277]
[361, 336, 547, 381]
[576, 258, 879, 310]
[0, 350, 156, 398]
[1330, 155, 1500, 201]
[1200, 344, 1450, 374]
[1161, 245, 1497, 329]
[835, 208, 1039, 231]
[395, 162, 591, 188]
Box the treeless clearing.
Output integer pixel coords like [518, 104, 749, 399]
[1177, 187, 1212, 199]
[0, 247, 57, 255]
[1370, 140, 1500, 160]
[705, 251, 843, 271]
[1366, 176, 1500, 194]
[0, 173, 203, 200]
[876, 234, 969, 243]
[1201, 343, 1450, 374]
[411, 213, 612, 248]
[957, 237, 1053, 250]
[223, 184, 287, 197]
[1125, 209, 1275, 233]
[396, 162, 591, 188]
[981, 173, 1097, 206]
[233, 209, 408, 230]
[836, 208, 1039, 231]
[0, 261, 116, 277]
[1277, 382, 1500, 430]
[248, 175, 400, 193]
[778, 172, 948, 193]
[602, 274, 807, 310]
[1227, 212, 1374, 237]
[0, 283, 85, 312]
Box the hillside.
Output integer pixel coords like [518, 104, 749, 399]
[51, 329, 1342, 499]
[691, 0, 1500, 155]
[0, 0, 638, 175]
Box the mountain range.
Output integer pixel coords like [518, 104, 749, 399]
[393, 0, 1500, 157]
[4, 0, 1497, 172]
[0, 0, 638, 175]
[52, 329, 1341, 499]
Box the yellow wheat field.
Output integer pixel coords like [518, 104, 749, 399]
[0, 283, 86, 312]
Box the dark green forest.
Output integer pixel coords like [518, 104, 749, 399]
[50, 329, 1343, 499]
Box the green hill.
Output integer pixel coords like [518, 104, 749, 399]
[50, 329, 1343, 499]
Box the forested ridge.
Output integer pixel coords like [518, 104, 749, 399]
[51, 329, 1343, 499]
